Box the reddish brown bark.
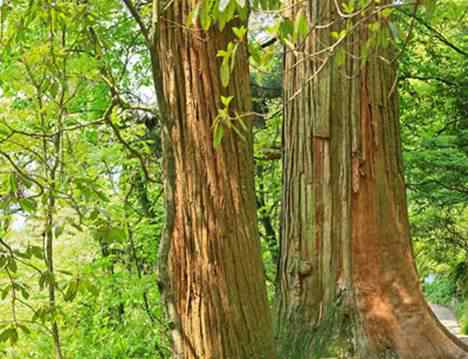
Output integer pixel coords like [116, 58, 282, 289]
[277, 1, 468, 358]
[155, 2, 276, 358]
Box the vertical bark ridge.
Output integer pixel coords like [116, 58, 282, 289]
[278, 0, 337, 355]
[278, 0, 468, 358]
[157, 2, 276, 358]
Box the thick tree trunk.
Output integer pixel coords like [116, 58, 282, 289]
[155, 3, 276, 358]
[277, 1, 468, 358]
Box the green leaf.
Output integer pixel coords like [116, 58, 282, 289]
[20, 286, 30, 300]
[294, 10, 308, 42]
[0, 125, 10, 137]
[14, 249, 31, 260]
[108, 227, 126, 242]
[219, 0, 230, 12]
[29, 246, 44, 260]
[259, 0, 268, 9]
[236, 0, 246, 8]
[64, 278, 79, 302]
[218, 0, 237, 29]
[278, 19, 294, 40]
[217, 49, 229, 58]
[221, 96, 233, 107]
[0, 327, 17, 344]
[94, 189, 109, 202]
[233, 26, 247, 40]
[187, 2, 201, 26]
[342, 1, 354, 14]
[213, 123, 225, 147]
[230, 43, 239, 71]
[81, 278, 99, 297]
[1, 285, 11, 300]
[423, 0, 435, 20]
[17, 324, 30, 335]
[9, 327, 18, 345]
[7, 258, 17, 273]
[220, 60, 230, 88]
[381, 8, 393, 18]
[54, 224, 64, 238]
[335, 47, 346, 67]
[32, 307, 47, 323]
[9, 173, 17, 194]
[238, 3, 248, 20]
[0, 256, 7, 270]
[88, 209, 99, 221]
[21, 177, 33, 189]
[200, 0, 212, 31]
[39, 271, 55, 291]
[331, 30, 346, 40]
[19, 198, 37, 213]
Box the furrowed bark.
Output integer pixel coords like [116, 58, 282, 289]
[154, 2, 276, 358]
[277, 1, 468, 358]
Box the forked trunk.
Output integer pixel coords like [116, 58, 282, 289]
[277, 1, 468, 358]
[155, 2, 276, 358]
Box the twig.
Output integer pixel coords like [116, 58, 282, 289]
[104, 102, 157, 183]
[121, 0, 151, 48]
[397, 8, 468, 58]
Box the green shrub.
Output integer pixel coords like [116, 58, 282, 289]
[423, 275, 457, 306]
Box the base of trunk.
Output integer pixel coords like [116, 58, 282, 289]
[277, 290, 468, 359]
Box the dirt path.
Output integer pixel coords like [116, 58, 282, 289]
[430, 303, 468, 345]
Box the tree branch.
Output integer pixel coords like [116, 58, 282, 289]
[121, 0, 151, 48]
[397, 9, 468, 58]
[104, 102, 157, 183]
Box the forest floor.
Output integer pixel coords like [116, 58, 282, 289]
[430, 303, 468, 344]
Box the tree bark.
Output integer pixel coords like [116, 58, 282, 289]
[277, 1, 468, 358]
[154, 2, 276, 358]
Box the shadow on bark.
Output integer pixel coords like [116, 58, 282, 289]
[276, 292, 360, 359]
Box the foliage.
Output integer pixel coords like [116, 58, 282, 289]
[0, 0, 166, 357]
[0, 0, 466, 356]
[424, 275, 458, 306]
[398, 0, 467, 322]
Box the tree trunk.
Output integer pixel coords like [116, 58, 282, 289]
[41, 97, 64, 359]
[277, 1, 468, 358]
[154, 3, 276, 358]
